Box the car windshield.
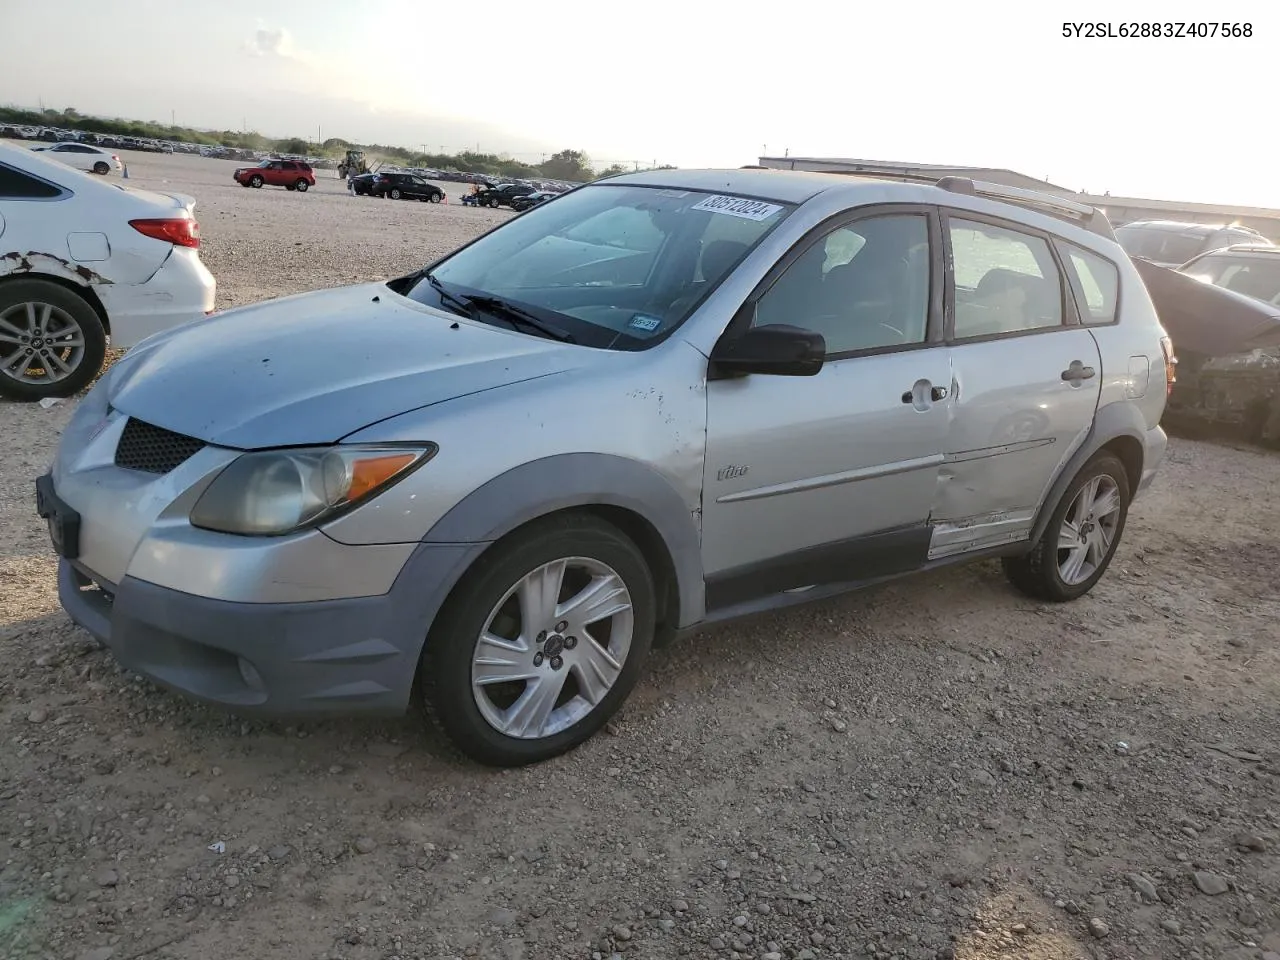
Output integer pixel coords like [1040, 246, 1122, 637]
[405, 183, 794, 349]
[1181, 254, 1280, 305]
[1115, 225, 1208, 264]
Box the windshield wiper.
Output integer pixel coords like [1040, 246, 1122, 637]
[424, 274, 576, 343]
[425, 273, 473, 317]
[465, 294, 577, 343]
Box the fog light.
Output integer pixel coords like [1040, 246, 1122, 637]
[237, 657, 264, 691]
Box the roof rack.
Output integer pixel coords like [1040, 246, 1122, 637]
[936, 176, 1116, 241]
[820, 169, 1115, 241]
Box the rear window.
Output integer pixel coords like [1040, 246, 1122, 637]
[1182, 254, 1280, 305]
[1065, 245, 1120, 324]
[1115, 225, 1206, 265]
[0, 162, 63, 199]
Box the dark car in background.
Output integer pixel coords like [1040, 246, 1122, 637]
[476, 182, 537, 208]
[509, 190, 559, 212]
[349, 172, 378, 196]
[372, 172, 444, 202]
[1177, 244, 1280, 306]
[1115, 220, 1272, 268]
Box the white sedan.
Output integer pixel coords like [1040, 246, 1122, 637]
[0, 142, 216, 401]
[30, 142, 123, 176]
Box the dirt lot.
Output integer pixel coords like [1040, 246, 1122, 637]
[2, 151, 1279, 960]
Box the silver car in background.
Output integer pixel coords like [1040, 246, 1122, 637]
[37, 169, 1172, 766]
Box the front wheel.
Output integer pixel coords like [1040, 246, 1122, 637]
[419, 514, 656, 766]
[0, 280, 108, 401]
[1003, 452, 1131, 602]
[92, 161, 110, 175]
[295, 179, 309, 192]
[250, 175, 264, 188]
[429, 192, 442, 203]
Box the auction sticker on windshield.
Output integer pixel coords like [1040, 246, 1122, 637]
[691, 195, 784, 221]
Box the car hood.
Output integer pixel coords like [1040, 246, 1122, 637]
[105, 284, 580, 449]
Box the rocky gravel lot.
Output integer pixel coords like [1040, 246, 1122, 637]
[2, 152, 1279, 960]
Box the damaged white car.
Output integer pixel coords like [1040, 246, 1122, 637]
[0, 142, 216, 401]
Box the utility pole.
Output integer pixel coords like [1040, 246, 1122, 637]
[171, 109, 175, 127]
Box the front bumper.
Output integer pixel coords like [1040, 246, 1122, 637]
[97, 246, 216, 350]
[57, 538, 484, 716]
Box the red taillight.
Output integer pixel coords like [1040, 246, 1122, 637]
[129, 218, 200, 249]
[1159, 335, 1177, 396]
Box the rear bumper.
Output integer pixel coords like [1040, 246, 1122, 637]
[1137, 424, 1167, 496]
[97, 247, 216, 349]
[58, 538, 485, 717]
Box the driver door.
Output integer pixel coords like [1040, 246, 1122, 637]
[700, 207, 954, 610]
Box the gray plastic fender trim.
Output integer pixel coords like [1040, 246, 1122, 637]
[1027, 402, 1148, 548]
[423, 453, 706, 627]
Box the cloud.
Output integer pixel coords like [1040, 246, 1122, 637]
[243, 25, 304, 61]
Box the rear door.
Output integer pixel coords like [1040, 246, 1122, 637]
[930, 212, 1102, 559]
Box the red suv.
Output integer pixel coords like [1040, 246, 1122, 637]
[233, 159, 316, 192]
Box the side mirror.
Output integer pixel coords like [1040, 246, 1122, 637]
[709, 323, 826, 378]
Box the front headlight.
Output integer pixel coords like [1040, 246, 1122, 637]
[190, 444, 436, 536]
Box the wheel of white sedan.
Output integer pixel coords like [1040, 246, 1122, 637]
[0, 280, 107, 402]
[420, 513, 656, 766]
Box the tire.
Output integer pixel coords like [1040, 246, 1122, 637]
[0, 280, 108, 402]
[250, 175, 263, 188]
[92, 162, 110, 175]
[295, 179, 309, 192]
[419, 513, 656, 767]
[390, 188, 402, 200]
[1002, 452, 1131, 602]
[429, 192, 442, 203]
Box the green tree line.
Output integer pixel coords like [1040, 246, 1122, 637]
[0, 106, 675, 181]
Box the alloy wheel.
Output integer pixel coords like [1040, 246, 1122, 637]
[0, 301, 87, 387]
[1057, 475, 1122, 585]
[471, 557, 634, 740]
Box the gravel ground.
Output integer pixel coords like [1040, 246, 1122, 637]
[2, 152, 1279, 960]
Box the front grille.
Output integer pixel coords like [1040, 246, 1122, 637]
[114, 417, 206, 474]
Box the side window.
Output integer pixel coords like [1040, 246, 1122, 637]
[1065, 244, 1120, 324]
[949, 219, 1064, 338]
[754, 214, 930, 354]
[0, 162, 63, 199]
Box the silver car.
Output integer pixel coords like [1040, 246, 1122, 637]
[37, 169, 1173, 766]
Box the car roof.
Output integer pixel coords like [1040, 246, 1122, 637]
[1200, 243, 1280, 256]
[1117, 219, 1240, 235]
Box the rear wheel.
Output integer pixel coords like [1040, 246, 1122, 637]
[250, 175, 263, 188]
[0, 280, 107, 402]
[92, 161, 110, 175]
[1003, 452, 1131, 602]
[390, 188, 402, 200]
[419, 514, 656, 766]
[295, 179, 309, 192]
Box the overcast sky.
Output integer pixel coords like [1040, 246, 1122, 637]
[2, 0, 1274, 206]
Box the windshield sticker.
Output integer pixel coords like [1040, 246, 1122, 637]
[655, 190, 690, 198]
[691, 195, 783, 221]
[628, 313, 663, 332]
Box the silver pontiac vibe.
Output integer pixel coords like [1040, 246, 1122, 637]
[37, 168, 1173, 766]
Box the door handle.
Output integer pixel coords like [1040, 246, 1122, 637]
[1061, 360, 1096, 382]
[901, 381, 949, 405]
